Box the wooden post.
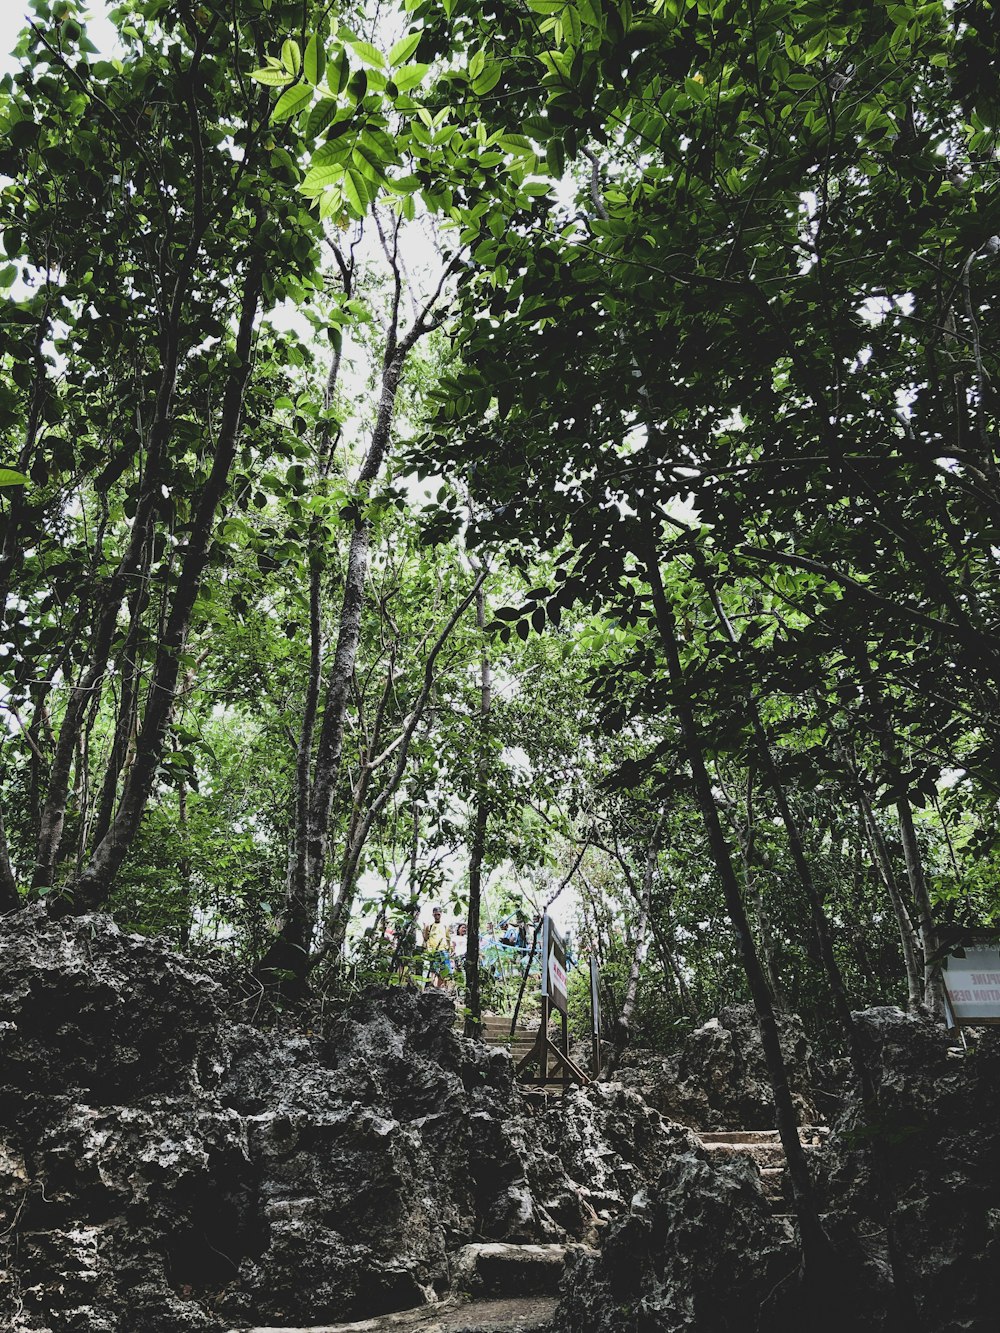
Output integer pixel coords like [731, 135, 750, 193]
[590, 957, 602, 1079]
[539, 993, 549, 1083]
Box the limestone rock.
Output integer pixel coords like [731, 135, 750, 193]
[451, 1242, 585, 1296]
[617, 1004, 819, 1129]
[0, 909, 682, 1332]
[821, 1007, 1000, 1332]
[555, 1150, 797, 1331]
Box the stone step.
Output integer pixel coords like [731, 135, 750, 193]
[698, 1127, 828, 1146]
[231, 1293, 557, 1333]
[452, 1242, 592, 1298]
[466, 1014, 540, 1044]
[694, 1128, 833, 1213]
[701, 1141, 788, 1168]
[698, 1130, 781, 1144]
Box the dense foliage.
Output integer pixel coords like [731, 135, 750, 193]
[1, 0, 998, 1068]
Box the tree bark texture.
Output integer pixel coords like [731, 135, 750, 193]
[605, 806, 666, 1074]
[464, 577, 491, 1038]
[64, 245, 266, 911]
[644, 543, 831, 1275]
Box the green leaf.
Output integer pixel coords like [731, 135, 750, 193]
[389, 31, 422, 66]
[393, 62, 430, 92]
[0, 467, 28, 487]
[328, 48, 351, 95]
[273, 83, 312, 121]
[546, 137, 565, 176]
[384, 173, 421, 194]
[343, 166, 370, 214]
[302, 160, 346, 193]
[281, 39, 302, 76]
[307, 98, 340, 137]
[472, 63, 502, 96]
[303, 32, 326, 85]
[576, 0, 603, 28]
[349, 39, 385, 69]
[250, 67, 293, 86]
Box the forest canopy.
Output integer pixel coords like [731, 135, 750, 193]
[1, 0, 999, 1052]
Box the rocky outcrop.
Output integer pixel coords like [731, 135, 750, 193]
[530, 1083, 700, 1226]
[820, 1007, 1000, 1333]
[559, 1006, 1000, 1332]
[617, 1004, 819, 1130]
[0, 909, 685, 1332]
[556, 1150, 798, 1332]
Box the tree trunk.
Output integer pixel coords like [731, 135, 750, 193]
[854, 650, 944, 1017]
[644, 545, 832, 1280]
[856, 786, 924, 1012]
[62, 245, 266, 912]
[262, 265, 450, 990]
[464, 577, 491, 1038]
[0, 808, 20, 911]
[323, 571, 487, 958]
[895, 796, 945, 1015]
[604, 806, 665, 1074]
[32, 203, 222, 897]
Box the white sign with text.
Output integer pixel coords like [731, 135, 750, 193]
[943, 946, 1000, 1025]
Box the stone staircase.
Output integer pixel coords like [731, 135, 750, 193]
[696, 1126, 829, 1212]
[475, 1013, 587, 1096]
[477, 1012, 540, 1066]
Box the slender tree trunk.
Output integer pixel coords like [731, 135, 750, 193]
[643, 545, 831, 1279]
[285, 296, 349, 963]
[31, 243, 220, 894]
[857, 786, 924, 1012]
[263, 265, 451, 987]
[727, 765, 787, 1008]
[326, 572, 488, 958]
[63, 247, 265, 912]
[0, 808, 20, 911]
[658, 927, 697, 1017]
[178, 779, 192, 949]
[895, 796, 945, 1015]
[605, 806, 665, 1074]
[855, 651, 944, 1016]
[90, 558, 150, 850]
[464, 577, 491, 1038]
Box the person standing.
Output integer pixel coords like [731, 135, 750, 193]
[453, 921, 468, 983]
[422, 907, 453, 990]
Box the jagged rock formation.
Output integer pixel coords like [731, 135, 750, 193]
[616, 1004, 820, 1130]
[556, 1151, 797, 1332]
[0, 909, 680, 1332]
[820, 1007, 1000, 1332]
[556, 1007, 1000, 1332]
[5, 911, 998, 1333]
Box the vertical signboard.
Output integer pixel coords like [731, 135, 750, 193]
[541, 914, 568, 1015]
[943, 943, 1000, 1026]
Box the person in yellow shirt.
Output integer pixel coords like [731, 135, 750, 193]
[422, 906, 453, 990]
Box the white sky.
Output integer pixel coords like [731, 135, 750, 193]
[1, 5, 120, 75]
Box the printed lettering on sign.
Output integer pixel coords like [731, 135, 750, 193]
[943, 946, 1000, 1026]
[541, 914, 569, 1015]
